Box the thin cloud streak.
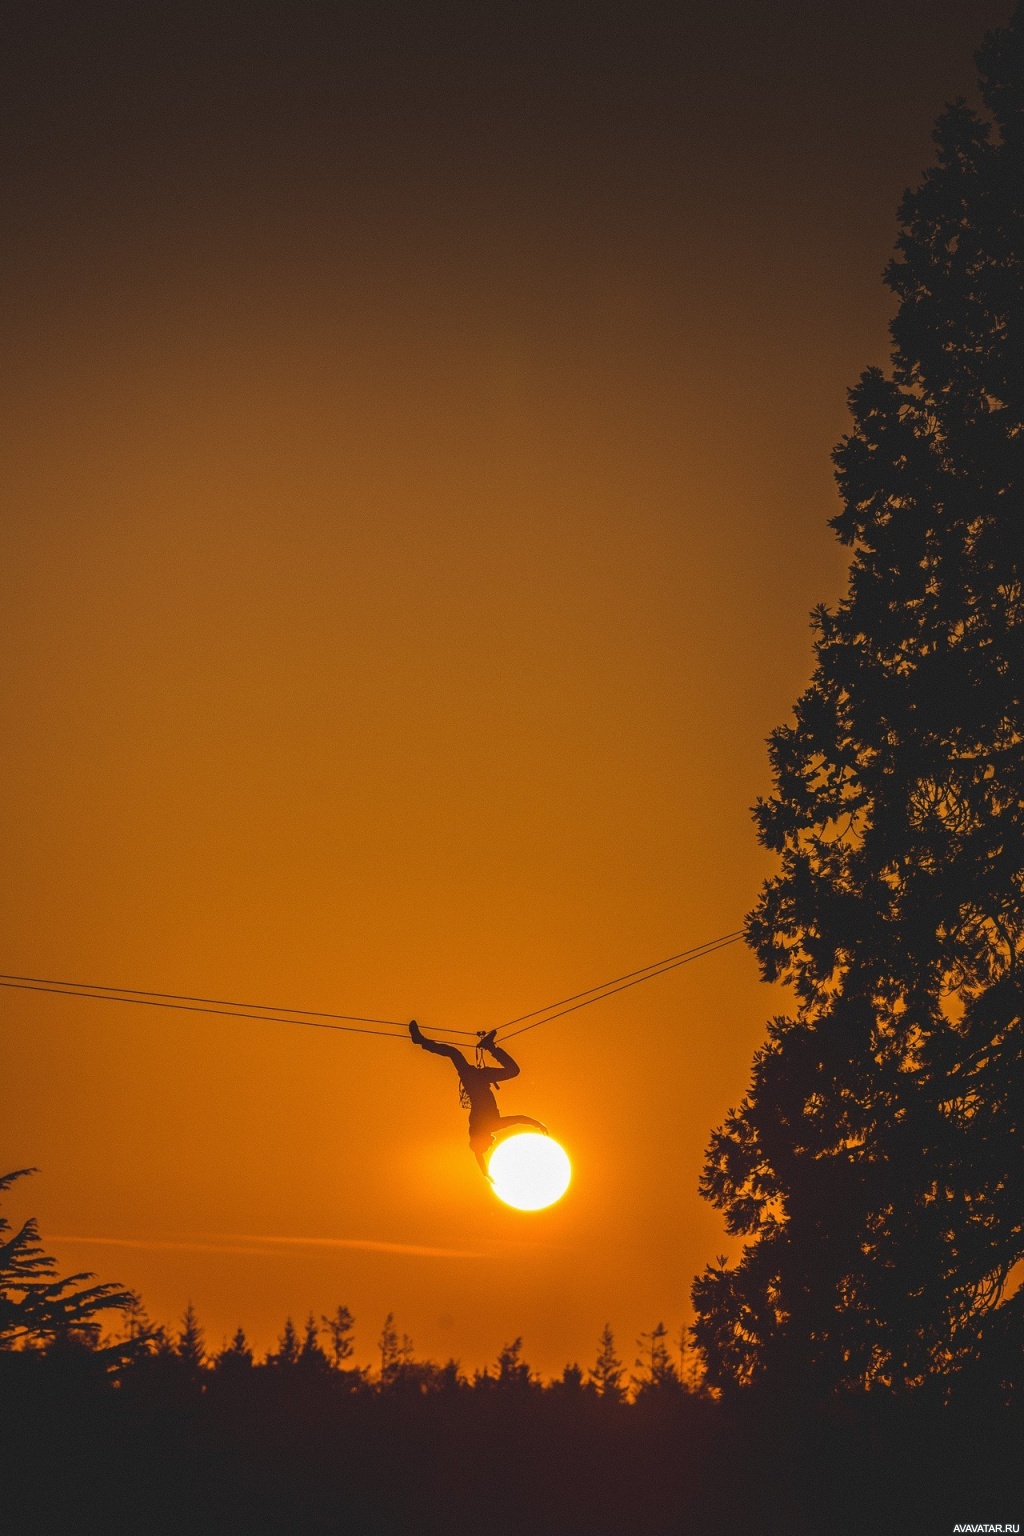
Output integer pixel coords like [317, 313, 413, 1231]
[50, 1233, 486, 1260]
[223, 1233, 485, 1258]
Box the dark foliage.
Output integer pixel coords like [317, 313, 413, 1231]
[694, 6, 1024, 1398]
[0, 1340, 1019, 1536]
[0, 1185, 1013, 1536]
[0, 1169, 135, 1352]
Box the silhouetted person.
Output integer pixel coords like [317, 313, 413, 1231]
[409, 1022, 547, 1178]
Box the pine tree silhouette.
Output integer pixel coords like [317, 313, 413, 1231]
[633, 1323, 679, 1396]
[495, 1337, 533, 1391]
[270, 1316, 301, 1368]
[321, 1304, 356, 1369]
[554, 1362, 586, 1393]
[589, 1324, 626, 1401]
[177, 1301, 206, 1384]
[214, 1326, 253, 1373]
[298, 1313, 329, 1372]
[694, 6, 1024, 1399]
[0, 1169, 133, 1348]
[377, 1313, 413, 1387]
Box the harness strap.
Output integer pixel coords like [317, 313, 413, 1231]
[475, 1031, 500, 1088]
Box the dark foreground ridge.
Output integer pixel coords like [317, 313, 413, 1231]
[2, 1342, 1021, 1536]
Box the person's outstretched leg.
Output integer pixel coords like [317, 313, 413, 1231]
[495, 1114, 548, 1134]
[408, 1021, 468, 1068]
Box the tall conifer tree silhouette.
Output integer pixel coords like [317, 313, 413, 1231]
[694, 8, 1024, 1397]
[589, 1324, 626, 1400]
[177, 1301, 206, 1379]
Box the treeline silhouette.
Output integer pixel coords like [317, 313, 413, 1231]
[1, 1167, 1021, 1536]
[3, 1292, 1020, 1536]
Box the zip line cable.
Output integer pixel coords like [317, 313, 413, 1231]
[496, 934, 744, 1041]
[0, 970, 408, 1029]
[0, 971, 480, 1039]
[0, 927, 745, 1046]
[493, 930, 745, 1034]
[0, 979, 463, 1044]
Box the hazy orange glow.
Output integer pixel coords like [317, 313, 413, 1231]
[0, 1, 1006, 1379]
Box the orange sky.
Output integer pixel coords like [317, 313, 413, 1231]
[0, 1, 1009, 1377]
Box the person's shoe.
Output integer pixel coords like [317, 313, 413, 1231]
[409, 1020, 425, 1045]
[478, 1029, 497, 1050]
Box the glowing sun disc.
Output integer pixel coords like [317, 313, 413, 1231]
[488, 1133, 571, 1210]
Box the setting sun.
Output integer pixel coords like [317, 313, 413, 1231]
[488, 1133, 572, 1211]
